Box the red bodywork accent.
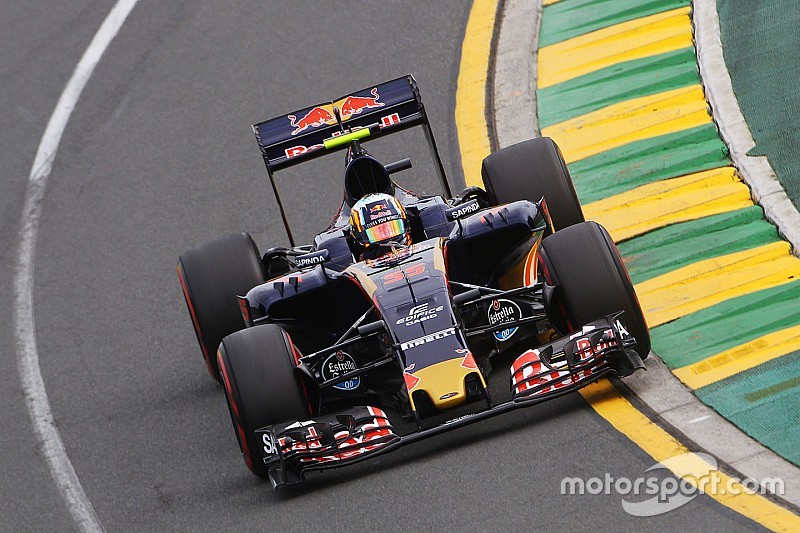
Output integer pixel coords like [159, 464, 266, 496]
[403, 370, 421, 391]
[442, 241, 453, 297]
[460, 350, 478, 370]
[510, 334, 611, 397]
[238, 298, 251, 324]
[540, 198, 555, 234]
[277, 406, 394, 464]
[283, 331, 315, 416]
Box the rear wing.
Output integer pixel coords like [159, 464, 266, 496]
[252, 75, 450, 245]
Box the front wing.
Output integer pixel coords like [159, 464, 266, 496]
[259, 314, 644, 488]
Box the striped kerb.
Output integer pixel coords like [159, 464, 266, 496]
[537, 0, 800, 465]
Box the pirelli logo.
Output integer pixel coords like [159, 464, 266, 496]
[400, 328, 456, 351]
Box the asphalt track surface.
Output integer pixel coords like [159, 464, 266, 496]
[0, 1, 765, 531]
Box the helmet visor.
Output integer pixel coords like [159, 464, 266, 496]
[364, 218, 405, 244]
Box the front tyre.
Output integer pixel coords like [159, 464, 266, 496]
[481, 137, 584, 231]
[539, 222, 650, 359]
[217, 325, 309, 478]
[177, 232, 265, 380]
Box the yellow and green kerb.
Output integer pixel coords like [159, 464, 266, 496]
[537, 0, 800, 466]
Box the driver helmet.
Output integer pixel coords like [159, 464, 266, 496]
[349, 193, 410, 248]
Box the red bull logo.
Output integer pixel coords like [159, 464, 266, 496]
[285, 143, 323, 158]
[369, 211, 391, 220]
[370, 203, 387, 212]
[286, 88, 384, 136]
[339, 87, 384, 119]
[288, 107, 334, 136]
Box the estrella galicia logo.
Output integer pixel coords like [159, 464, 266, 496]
[321, 350, 360, 391]
[487, 299, 521, 342]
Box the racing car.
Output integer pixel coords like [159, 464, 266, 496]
[177, 75, 651, 488]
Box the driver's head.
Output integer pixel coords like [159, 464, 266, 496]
[349, 193, 410, 249]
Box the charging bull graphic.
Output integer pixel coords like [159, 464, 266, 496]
[339, 87, 384, 119]
[287, 88, 384, 136]
[288, 107, 335, 136]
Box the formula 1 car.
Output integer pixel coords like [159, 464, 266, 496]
[177, 75, 650, 488]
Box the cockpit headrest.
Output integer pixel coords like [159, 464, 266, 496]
[344, 154, 393, 206]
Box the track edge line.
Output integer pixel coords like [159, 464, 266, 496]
[12, 1, 141, 532]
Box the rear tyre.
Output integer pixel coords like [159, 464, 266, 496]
[539, 222, 650, 359]
[218, 325, 309, 478]
[177, 232, 265, 380]
[481, 137, 584, 230]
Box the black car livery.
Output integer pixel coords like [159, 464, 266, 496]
[177, 75, 651, 488]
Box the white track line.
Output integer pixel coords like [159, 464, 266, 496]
[13, 1, 139, 531]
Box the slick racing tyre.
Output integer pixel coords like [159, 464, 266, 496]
[218, 325, 310, 478]
[177, 232, 266, 380]
[481, 137, 584, 231]
[538, 222, 651, 359]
